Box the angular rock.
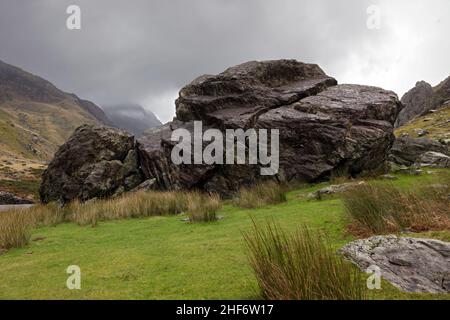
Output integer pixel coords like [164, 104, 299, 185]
[395, 81, 434, 127]
[39, 125, 144, 203]
[388, 137, 449, 167]
[42, 60, 403, 199]
[339, 235, 450, 293]
[136, 61, 402, 195]
[175, 59, 337, 127]
[0, 191, 34, 205]
[414, 151, 450, 168]
[256, 84, 401, 181]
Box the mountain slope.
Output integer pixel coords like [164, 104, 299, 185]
[103, 104, 162, 137]
[0, 59, 111, 161]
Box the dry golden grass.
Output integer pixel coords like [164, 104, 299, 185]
[234, 181, 287, 208]
[0, 209, 33, 249]
[187, 192, 222, 222]
[0, 190, 221, 249]
[342, 178, 450, 236]
[244, 219, 365, 300]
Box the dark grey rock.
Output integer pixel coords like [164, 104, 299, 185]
[395, 81, 434, 128]
[0, 191, 34, 205]
[39, 125, 144, 203]
[388, 137, 449, 167]
[42, 60, 403, 198]
[414, 151, 450, 168]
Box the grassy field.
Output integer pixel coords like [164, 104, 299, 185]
[0, 172, 449, 300]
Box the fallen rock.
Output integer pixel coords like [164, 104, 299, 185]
[0, 191, 33, 205]
[340, 235, 450, 293]
[414, 151, 450, 168]
[307, 181, 366, 200]
[388, 137, 449, 167]
[40, 125, 144, 203]
[415, 129, 429, 137]
[131, 178, 157, 192]
[380, 174, 398, 180]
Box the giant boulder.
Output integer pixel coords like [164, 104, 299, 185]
[138, 60, 402, 195]
[41, 60, 403, 200]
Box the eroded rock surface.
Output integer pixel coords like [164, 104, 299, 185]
[414, 151, 450, 168]
[41, 60, 403, 199]
[39, 125, 144, 203]
[395, 81, 434, 128]
[340, 235, 450, 293]
[137, 60, 402, 195]
[388, 137, 449, 167]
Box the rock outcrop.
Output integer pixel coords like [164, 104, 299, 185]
[388, 137, 449, 167]
[40, 60, 403, 201]
[39, 125, 144, 204]
[395, 81, 434, 128]
[340, 235, 450, 293]
[0, 191, 34, 205]
[395, 76, 450, 128]
[414, 151, 450, 168]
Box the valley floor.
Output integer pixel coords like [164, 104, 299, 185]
[0, 171, 449, 300]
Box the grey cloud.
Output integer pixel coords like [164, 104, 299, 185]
[1, 0, 449, 123]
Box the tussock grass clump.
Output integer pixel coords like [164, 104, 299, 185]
[235, 181, 287, 208]
[187, 192, 222, 222]
[342, 179, 450, 235]
[0, 210, 33, 249]
[68, 191, 190, 226]
[244, 220, 365, 300]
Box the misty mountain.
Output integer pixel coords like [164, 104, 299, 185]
[103, 104, 162, 137]
[0, 59, 111, 161]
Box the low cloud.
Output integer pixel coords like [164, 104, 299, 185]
[1, 0, 449, 123]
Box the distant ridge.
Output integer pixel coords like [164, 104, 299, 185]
[0, 59, 112, 160]
[103, 104, 162, 137]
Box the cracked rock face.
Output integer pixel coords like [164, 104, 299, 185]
[395, 81, 435, 128]
[40, 125, 144, 203]
[339, 235, 450, 293]
[138, 60, 402, 195]
[40, 60, 403, 199]
[388, 137, 449, 167]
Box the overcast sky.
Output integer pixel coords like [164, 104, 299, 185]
[1, 0, 449, 123]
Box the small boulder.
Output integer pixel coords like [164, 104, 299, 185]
[0, 191, 34, 205]
[414, 151, 450, 168]
[307, 181, 366, 200]
[340, 235, 450, 293]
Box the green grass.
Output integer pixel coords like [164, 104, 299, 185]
[0, 171, 449, 300]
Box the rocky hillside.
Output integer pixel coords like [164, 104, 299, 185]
[0, 59, 111, 161]
[103, 104, 162, 137]
[395, 104, 450, 141]
[395, 76, 450, 127]
[40, 60, 403, 203]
